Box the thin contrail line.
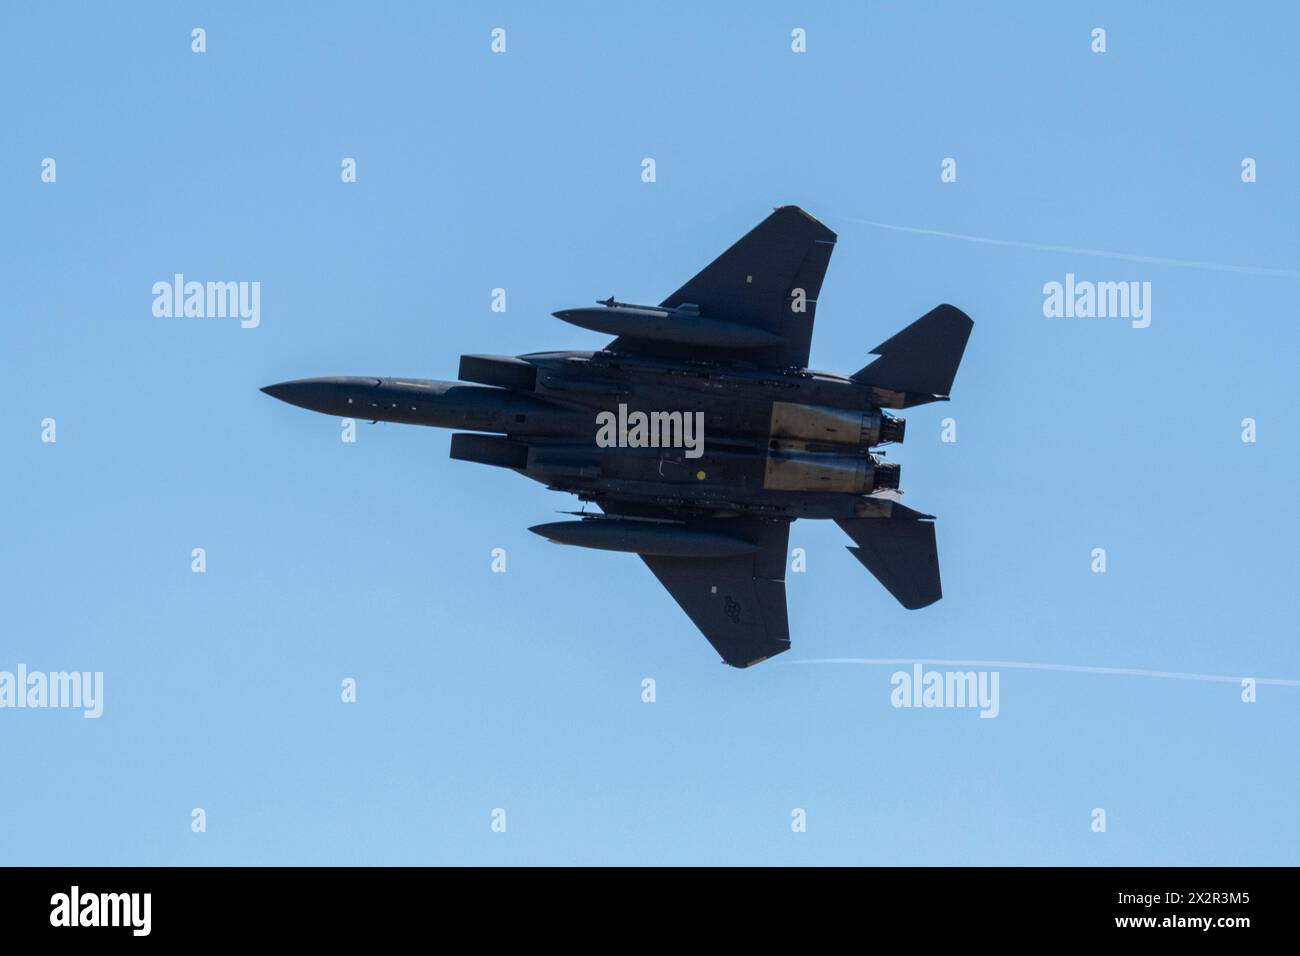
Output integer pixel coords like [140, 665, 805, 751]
[787, 658, 1300, 687]
[835, 216, 1300, 279]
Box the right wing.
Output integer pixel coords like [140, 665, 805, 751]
[633, 515, 793, 667]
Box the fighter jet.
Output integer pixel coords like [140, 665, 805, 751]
[262, 206, 973, 667]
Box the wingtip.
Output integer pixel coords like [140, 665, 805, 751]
[936, 303, 975, 328]
[773, 204, 823, 225]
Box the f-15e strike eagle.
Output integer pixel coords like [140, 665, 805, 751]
[262, 206, 973, 667]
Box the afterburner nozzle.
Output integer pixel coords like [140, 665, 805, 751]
[873, 459, 901, 492]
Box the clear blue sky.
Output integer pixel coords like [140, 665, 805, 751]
[3, 1, 1297, 865]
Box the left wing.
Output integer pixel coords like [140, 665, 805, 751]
[608, 206, 836, 369]
[635, 515, 792, 667]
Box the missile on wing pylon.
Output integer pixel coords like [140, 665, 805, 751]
[552, 300, 785, 350]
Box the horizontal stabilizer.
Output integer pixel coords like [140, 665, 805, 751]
[836, 516, 941, 609]
[852, 304, 973, 402]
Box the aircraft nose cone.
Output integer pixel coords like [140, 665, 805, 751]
[260, 380, 313, 406]
[260, 378, 349, 415]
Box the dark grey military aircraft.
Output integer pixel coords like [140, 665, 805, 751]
[262, 206, 973, 667]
